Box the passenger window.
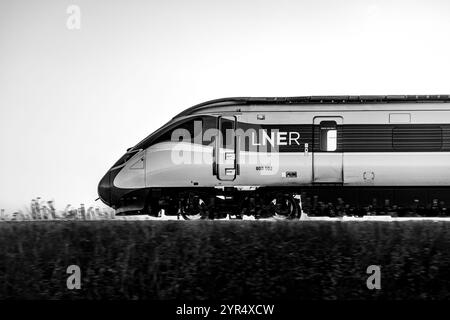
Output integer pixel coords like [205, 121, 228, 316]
[320, 121, 337, 152]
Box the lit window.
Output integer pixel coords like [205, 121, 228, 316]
[320, 121, 337, 152]
[326, 129, 337, 151]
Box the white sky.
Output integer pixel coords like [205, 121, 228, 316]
[1, 0, 450, 212]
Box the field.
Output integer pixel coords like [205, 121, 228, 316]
[0, 220, 450, 300]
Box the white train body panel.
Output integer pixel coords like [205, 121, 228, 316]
[344, 152, 450, 186]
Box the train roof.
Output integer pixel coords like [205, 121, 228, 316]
[173, 95, 450, 119]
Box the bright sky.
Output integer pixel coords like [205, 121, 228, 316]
[1, 0, 450, 213]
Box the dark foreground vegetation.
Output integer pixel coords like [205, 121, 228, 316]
[0, 221, 449, 299]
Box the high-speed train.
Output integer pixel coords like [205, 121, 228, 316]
[98, 95, 450, 219]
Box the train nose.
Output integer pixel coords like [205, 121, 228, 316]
[98, 171, 112, 206]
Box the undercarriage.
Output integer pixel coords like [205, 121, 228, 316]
[115, 186, 450, 220]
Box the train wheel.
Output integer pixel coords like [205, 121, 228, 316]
[180, 194, 208, 220]
[266, 193, 298, 219]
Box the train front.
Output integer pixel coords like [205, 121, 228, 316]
[97, 148, 148, 214]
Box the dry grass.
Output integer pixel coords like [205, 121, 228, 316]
[0, 198, 115, 221]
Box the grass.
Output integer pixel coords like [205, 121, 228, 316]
[0, 220, 449, 300]
[0, 198, 114, 221]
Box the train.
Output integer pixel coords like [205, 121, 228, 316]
[98, 95, 450, 219]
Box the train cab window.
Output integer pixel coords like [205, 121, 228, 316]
[172, 119, 203, 142]
[153, 118, 203, 144]
[319, 121, 337, 152]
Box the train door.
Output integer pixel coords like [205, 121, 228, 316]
[313, 116, 343, 183]
[216, 116, 238, 181]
